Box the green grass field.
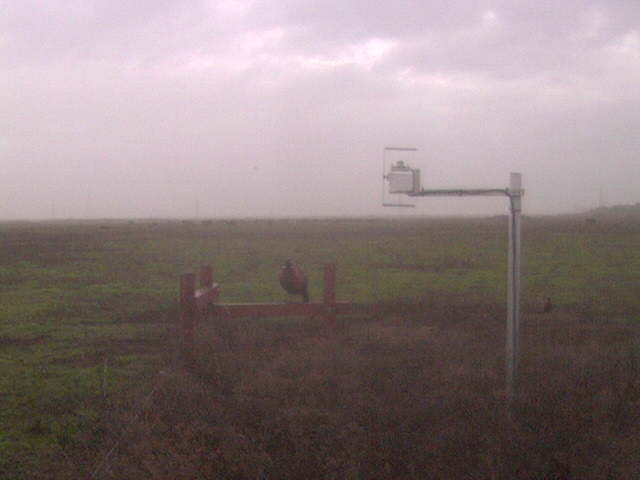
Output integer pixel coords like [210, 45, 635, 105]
[0, 216, 638, 478]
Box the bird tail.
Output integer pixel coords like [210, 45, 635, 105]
[302, 287, 310, 303]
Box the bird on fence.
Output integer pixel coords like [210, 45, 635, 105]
[543, 297, 553, 313]
[279, 259, 309, 303]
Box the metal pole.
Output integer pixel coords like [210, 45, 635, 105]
[383, 166, 524, 407]
[506, 172, 522, 405]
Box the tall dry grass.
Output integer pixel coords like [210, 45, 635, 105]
[51, 303, 640, 479]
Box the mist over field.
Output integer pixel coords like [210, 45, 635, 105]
[2, 1, 639, 217]
[3, 4, 640, 478]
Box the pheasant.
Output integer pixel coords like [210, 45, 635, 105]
[543, 297, 552, 313]
[279, 260, 309, 303]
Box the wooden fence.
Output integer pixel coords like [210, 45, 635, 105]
[178, 263, 352, 365]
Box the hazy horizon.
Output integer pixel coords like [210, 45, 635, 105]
[4, 201, 637, 223]
[3, 1, 639, 219]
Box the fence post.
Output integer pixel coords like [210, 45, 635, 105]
[324, 264, 337, 327]
[179, 273, 196, 367]
[200, 265, 213, 288]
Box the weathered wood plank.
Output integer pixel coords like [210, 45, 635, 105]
[179, 273, 196, 367]
[324, 264, 337, 325]
[211, 302, 352, 319]
[195, 283, 220, 309]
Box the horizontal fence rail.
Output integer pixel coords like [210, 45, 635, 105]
[178, 263, 352, 367]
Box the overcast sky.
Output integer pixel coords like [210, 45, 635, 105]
[2, 0, 639, 218]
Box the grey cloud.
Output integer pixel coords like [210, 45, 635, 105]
[1, 0, 638, 219]
[246, 0, 640, 84]
[2, 0, 227, 67]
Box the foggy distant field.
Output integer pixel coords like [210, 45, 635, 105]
[1, 216, 639, 478]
